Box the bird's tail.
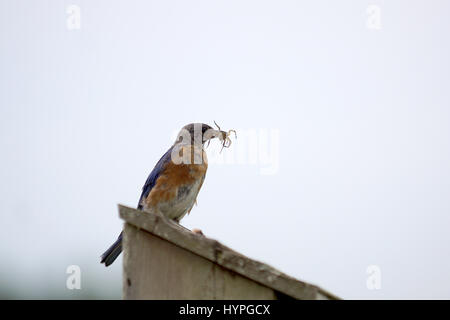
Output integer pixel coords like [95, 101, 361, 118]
[101, 232, 123, 267]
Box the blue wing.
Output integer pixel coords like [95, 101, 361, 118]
[102, 147, 174, 266]
[137, 146, 174, 210]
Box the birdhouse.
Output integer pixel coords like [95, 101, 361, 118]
[119, 205, 338, 300]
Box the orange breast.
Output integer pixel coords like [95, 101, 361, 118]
[144, 145, 208, 212]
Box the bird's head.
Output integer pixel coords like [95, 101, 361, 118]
[174, 123, 224, 146]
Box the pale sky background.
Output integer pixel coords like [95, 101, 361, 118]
[1, 0, 449, 299]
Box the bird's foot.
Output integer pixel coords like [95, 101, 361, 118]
[192, 228, 204, 236]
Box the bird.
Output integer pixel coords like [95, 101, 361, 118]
[100, 123, 225, 266]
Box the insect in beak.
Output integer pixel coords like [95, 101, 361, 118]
[213, 121, 237, 153]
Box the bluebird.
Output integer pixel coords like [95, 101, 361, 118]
[101, 123, 226, 266]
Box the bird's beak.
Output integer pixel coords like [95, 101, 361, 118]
[204, 129, 226, 142]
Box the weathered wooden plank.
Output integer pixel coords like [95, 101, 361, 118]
[119, 204, 339, 300]
[123, 223, 277, 299]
